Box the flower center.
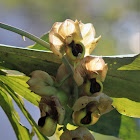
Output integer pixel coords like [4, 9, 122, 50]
[38, 115, 47, 127]
[81, 111, 92, 124]
[69, 41, 83, 57]
[90, 78, 101, 94]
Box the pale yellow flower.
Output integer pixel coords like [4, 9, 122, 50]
[72, 92, 113, 126]
[74, 56, 108, 86]
[49, 19, 101, 60]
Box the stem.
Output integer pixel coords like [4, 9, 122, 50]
[0, 22, 50, 50]
[62, 56, 78, 106]
[62, 56, 74, 74]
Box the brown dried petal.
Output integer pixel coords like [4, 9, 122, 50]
[72, 93, 113, 116]
[94, 92, 113, 115]
[72, 96, 101, 112]
[60, 127, 95, 140]
[39, 96, 65, 124]
[74, 56, 108, 85]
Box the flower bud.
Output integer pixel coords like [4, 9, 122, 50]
[27, 70, 54, 86]
[27, 70, 56, 96]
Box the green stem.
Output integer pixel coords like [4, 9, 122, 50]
[62, 56, 78, 106]
[62, 56, 74, 74]
[0, 22, 50, 50]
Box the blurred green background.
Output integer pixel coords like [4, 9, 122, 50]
[0, 0, 139, 140]
[0, 0, 139, 55]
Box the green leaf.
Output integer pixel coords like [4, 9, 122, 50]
[0, 81, 48, 140]
[0, 44, 61, 76]
[118, 54, 140, 70]
[88, 110, 140, 140]
[0, 44, 140, 117]
[0, 75, 40, 106]
[102, 54, 140, 117]
[0, 87, 31, 140]
[28, 32, 50, 50]
[112, 98, 140, 117]
[0, 70, 6, 75]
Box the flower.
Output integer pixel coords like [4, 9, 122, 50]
[73, 56, 108, 96]
[26, 70, 55, 96]
[72, 92, 113, 126]
[39, 96, 65, 125]
[74, 56, 108, 84]
[27, 70, 68, 104]
[38, 116, 57, 137]
[60, 127, 95, 140]
[38, 96, 65, 136]
[49, 19, 101, 60]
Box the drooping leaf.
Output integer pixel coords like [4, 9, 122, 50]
[0, 81, 48, 140]
[102, 54, 140, 117]
[112, 98, 140, 117]
[28, 33, 50, 50]
[0, 75, 40, 106]
[0, 87, 31, 140]
[88, 109, 140, 140]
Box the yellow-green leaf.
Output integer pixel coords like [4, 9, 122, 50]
[0, 88, 31, 140]
[0, 75, 40, 106]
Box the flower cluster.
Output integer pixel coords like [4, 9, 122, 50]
[27, 19, 113, 139]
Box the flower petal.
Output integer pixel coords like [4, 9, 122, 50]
[79, 22, 101, 55]
[27, 70, 56, 96]
[58, 19, 75, 38]
[60, 127, 95, 140]
[39, 96, 65, 124]
[72, 93, 113, 116]
[85, 56, 108, 81]
[94, 92, 113, 115]
[80, 23, 95, 42]
[72, 95, 101, 112]
[84, 36, 101, 56]
[49, 22, 65, 57]
[74, 56, 108, 82]
[58, 19, 82, 41]
[71, 127, 95, 140]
